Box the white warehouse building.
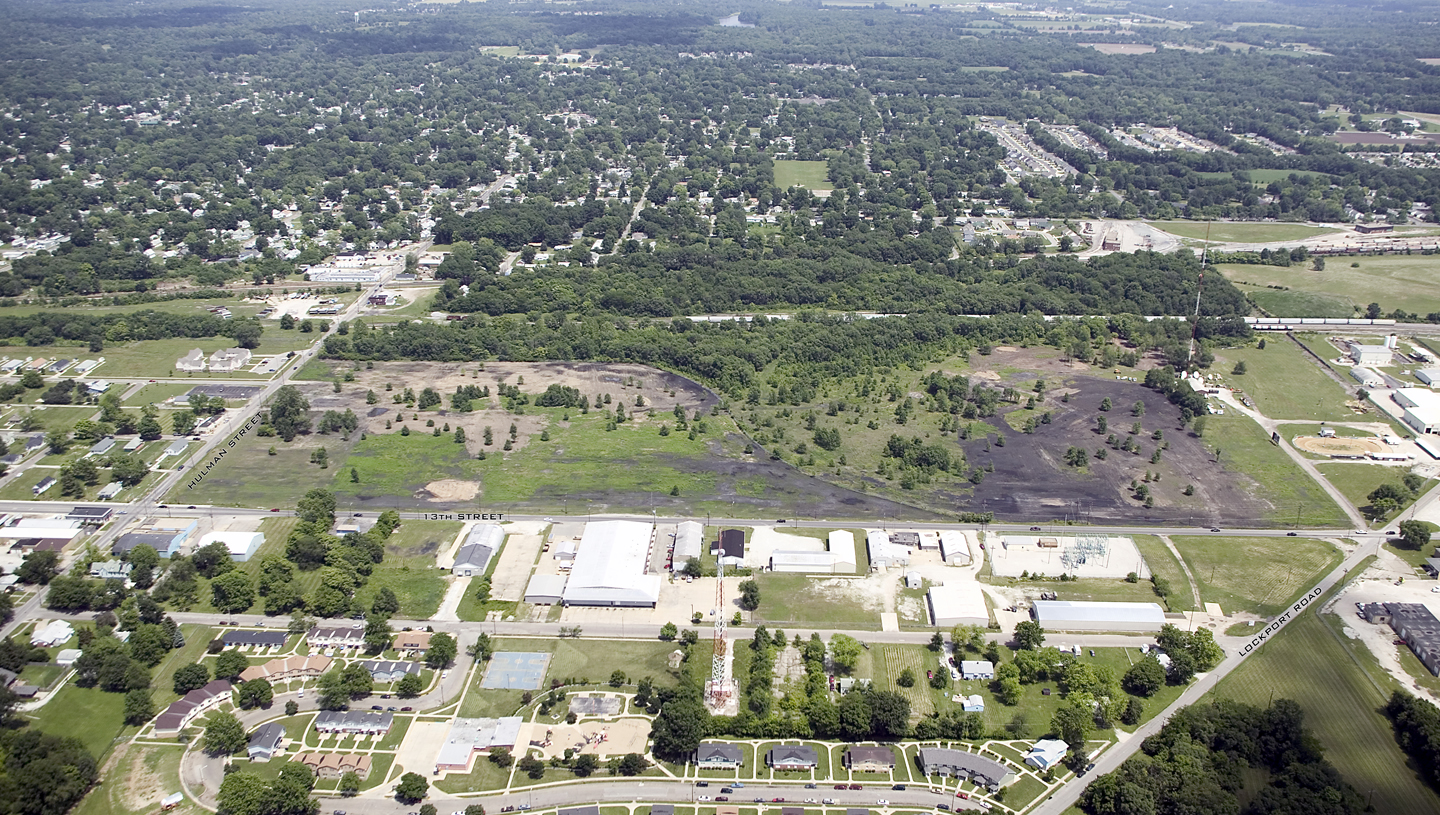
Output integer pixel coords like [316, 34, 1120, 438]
[928, 583, 989, 627]
[1397, 387, 1440, 434]
[561, 520, 660, 607]
[769, 529, 857, 574]
[1350, 342, 1393, 367]
[1350, 366, 1385, 389]
[673, 521, 704, 569]
[1032, 600, 1167, 632]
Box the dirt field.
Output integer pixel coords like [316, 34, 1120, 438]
[1293, 435, 1385, 456]
[949, 377, 1274, 525]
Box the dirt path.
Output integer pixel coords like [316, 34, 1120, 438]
[433, 576, 469, 622]
[1157, 534, 1204, 610]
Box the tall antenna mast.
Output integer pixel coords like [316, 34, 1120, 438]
[706, 557, 734, 711]
[1186, 220, 1211, 370]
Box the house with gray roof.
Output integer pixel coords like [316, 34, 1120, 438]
[693, 742, 745, 769]
[916, 747, 1015, 788]
[248, 722, 285, 761]
[766, 744, 819, 770]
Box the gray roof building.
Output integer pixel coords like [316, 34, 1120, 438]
[223, 629, 288, 648]
[693, 742, 745, 767]
[453, 523, 503, 576]
[360, 660, 420, 682]
[916, 747, 1016, 788]
[314, 710, 394, 734]
[248, 722, 285, 761]
[766, 744, 819, 769]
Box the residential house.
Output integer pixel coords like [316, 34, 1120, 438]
[960, 660, 995, 680]
[97, 482, 123, 501]
[88, 560, 133, 581]
[293, 753, 373, 780]
[87, 438, 116, 457]
[1023, 740, 1068, 771]
[30, 620, 74, 647]
[176, 349, 207, 373]
[766, 745, 819, 770]
[239, 654, 332, 684]
[248, 723, 285, 761]
[843, 745, 896, 772]
[916, 747, 1015, 788]
[223, 629, 288, 649]
[314, 710, 393, 735]
[308, 625, 365, 650]
[209, 348, 252, 373]
[32, 477, 56, 496]
[393, 631, 432, 655]
[154, 680, 233, 737]
[360, 660, 419, 682]
[693, 742, 745, 769]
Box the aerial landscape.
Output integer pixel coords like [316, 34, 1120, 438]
[3, 1, 1440, 814]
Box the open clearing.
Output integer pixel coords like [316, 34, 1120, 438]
[1194, 414, 1349, 527]
[1149, 221, 1335, 243]
[772, 160, 833, 191]
[1213, 340, 1357, 422]
[1079, 43, 1156, 54]
[1214, 610, 1440, 814]
[1170, 535, 1341, 616]
[1218, 254, 1440, 317]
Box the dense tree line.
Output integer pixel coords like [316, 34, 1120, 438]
[1385, 690, 1440, 792]
[1080, 699, 1372, 815]
[0, 310, 260, 349]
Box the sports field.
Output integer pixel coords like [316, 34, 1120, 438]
[1150, 221, 1334, 243]
[1170, 535, 1341, 616]
[1214, 610, 1439, 814]
[1213, 340, 1355, 421]
[773, 160, 833, 191]
[1218, 254, 1440, 317]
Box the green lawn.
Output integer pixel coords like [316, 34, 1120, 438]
[150, 624, 219, 709]
[173, 431, 338, 506]
[382, 519, 463, 568]
[353, 566, 446, 619]
[22, 683, 130, 759]
[0, 334, 309, 380]
[124, 383, 200, 407]
[1213, 610, 1440, 814]
[1235, 283, 1355, 319]
[1219, 253, 1440, 317]
[1197, 413, 1349, 527]
[1213, 341, 1356, 421]
[1149, 221, 1336, 243]
[773, 160, 834, 191]
[1315, 463, 1432, 520]
[1170, 535, 1341, 616]
[372, 288, 438, 320]
[1132, 535, 1195, 612]
[0, 468, 160, 503]
[751, 573, 880, 629]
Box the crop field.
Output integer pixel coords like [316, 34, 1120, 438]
[1169, 535, 1340, 616]
[1218, 254, 1440, 317]
[773, 160, 833, 191]
[1212, 340, 1356, 421]
[1214, 611, 1439, 814]
[1195, 413, 1349, 527]
[1150, 221, 1336, 243]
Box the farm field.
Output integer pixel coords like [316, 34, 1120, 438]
[1169, 535, 1341, 616]
[1213, 610, 1439, 815]
[1148, 221, 1336, 243]
[1212, 340, 1356, 421]
[1218, 254, 1440, 317]
[773, 160, 833, 191]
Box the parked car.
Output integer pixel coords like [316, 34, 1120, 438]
[696, 782, 709, 788]
[720, 788, 733, 794]
[877, 800, 889, 806]
[370, 705, 383, 710]
[1029, 526, 1041, 531]
[805, 784, 818, 789]
[400, 706, 413, 711]
[835, 785, 848, 790]
[849, 784, 863, 790]
[1286, 532, 1298, 536]
[715, 798, 729, 803]
[892, 785, 906, 791]
[937, 805, 951, 812]
[696, 797, 711, 802]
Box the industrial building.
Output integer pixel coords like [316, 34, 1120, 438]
[674, 521, 703, 568]
[938, 531, 970, 564]
[769, 529, 858, 574]
[523, 573, 567, 605]
[1417, 369, 1440, 387]
[453, 524, 503, 577]
[717, 529, 745, 567]
[1031, 600, 1167, 632]
[1350, 366, 1385, 389]
[1350, 340, 1393, 367]
[1360, 602, 1440, 675]
[0, 518, 84, 545]
[561, 520, 660, 607]
[1397, 387, 1440, 434]
[113, 517, 196, 557]
[927, 583, 989, 627]
[866, 530, 910, 568]
[198, 531, 264, 562]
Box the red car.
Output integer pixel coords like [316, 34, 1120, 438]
[834, 785, 847, 790]
[848, 785, 862, 791]
[772, 798, 785, 803]
[715, 798, 729, 803]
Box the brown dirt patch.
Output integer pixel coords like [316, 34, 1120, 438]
[1081, 43, 1157, 55]
[1293, 435, 1385, 456]
[417, 479, 480, 502]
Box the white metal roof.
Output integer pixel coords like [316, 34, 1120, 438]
[0, 519, 83, 540]
[1033, 599, 1166, 624]
[827, 530, 856, 566]
[199, 531, 263, 556]
[562, 520, 660, 605]
[674, 521, 703, 564]
[938, 531, 969, 562]
[524, 573, 567, 598]
[770, 551, 839, 568]
[927, 583, 988, 624]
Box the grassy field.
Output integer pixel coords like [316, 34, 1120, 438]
[1218, 254, 1440, 317]
[353, 566, 446, 619]
[1316, 462, 1432, 520]
[123, 383, 199, 407]
[174, 430, 334, 506]
[1170, 535, 1341, 616]
[751, 573, 881, 629]
[1213, 610, 1440, 814]
[1150, 221, 1336, 243]
[1237, 283, 1355, 319]
[23, 683, 130, 759]
[0, 333, 309, 380]
[1213, 340, 1356, 421]
[1132, 535, 1195, 612]
[458, 637, 685, 718]
[1198, 413, 1350, 527]
[773, 160, 833, 191]
[370, 288, 437, 320]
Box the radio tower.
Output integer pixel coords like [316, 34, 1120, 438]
[1186, 220, 1212, 371]
[705, 561, 736, 713]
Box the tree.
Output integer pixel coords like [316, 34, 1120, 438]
[172, 411, 198, 436]
[110, 454, 150, 488]
[464, 807, 485, 815]
[296, 488, 336, 527]
[649, 696, 707, 759]
[396, 672, 424, 698]
[394, 772, 429, 803]
[211, 571, 255, 614]
[371, 587, 400, 616]
[1122, 657, 1165, 697]
[573, 752, 601, 777]
[489, 747, 514, 768]
[285, 700, 299, 716]
[172, 662, 210, 695]
[339, 772, 361, 796]
[123, 688, 154, 725]
[737, 579, 761, 610]
[659, 622, 678, 641]
[1014, 620, 1046, 650]
[618, 753, 648, 776]
[364, 615, 393, 654]
[1167, 650, 1197, 685]
[868, 689, 911, 738]
[137, 414, 163, 441]
[896, 667, 916, 688]
[269, 385, 312, 441]
[218, 772, 268, 815]
[215, 649, 250, 680]
[1121, 697, 1144, 726]
[518, 754, 546, 779]
[17, 550, 60, 584]
[1399, 520, 1432, 551]
[830, 634, 862, 673]
[238, 678, 274, 709]
[126, 544, 160, 589]
[1052, 700, 1094, 746]
[192, 541, 236, 579]
[204, 711, 248, 755]
[1232, 361, 1247, 375]
[424, 632, 457, 669]
[46, 428, 71, 455]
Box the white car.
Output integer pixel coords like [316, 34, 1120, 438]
[697, 797, 712, 802]
[977, 804, 992, 811]
[877, 800, 889, 807]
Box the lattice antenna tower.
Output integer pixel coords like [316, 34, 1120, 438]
[710, 559, 728, 693]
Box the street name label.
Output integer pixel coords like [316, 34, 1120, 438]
[1239, 586, 1323, 656]
[424, 513, 505, 521]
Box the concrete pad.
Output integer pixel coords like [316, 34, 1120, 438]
[490, 531, 542, 601]
[1204, 602, 1223, 616]
[433, 575, 469, 622]
[396, 719, 452, 778]
[880, 612, 899, 632]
